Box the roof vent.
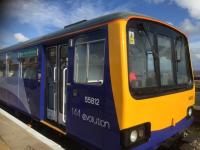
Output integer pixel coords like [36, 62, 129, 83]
[64, 20, 87, 29]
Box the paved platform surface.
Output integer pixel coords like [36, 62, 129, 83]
[0, 109, 63, 150]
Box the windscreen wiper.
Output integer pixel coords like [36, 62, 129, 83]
[137, 23, 159, 58]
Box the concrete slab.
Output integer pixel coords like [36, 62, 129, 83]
[0, 108, 64, 150]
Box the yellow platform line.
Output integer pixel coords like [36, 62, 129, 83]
[40, 120, 66, 135]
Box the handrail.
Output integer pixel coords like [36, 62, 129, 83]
[62, 68, 67, 123]
[53, 67, 57, 82]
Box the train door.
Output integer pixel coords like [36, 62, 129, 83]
[46, 45, 68, 126]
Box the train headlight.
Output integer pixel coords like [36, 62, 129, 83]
[121, 123, 151, 148]
[187, 107, 193, 117]
[130, 130, 138, 143]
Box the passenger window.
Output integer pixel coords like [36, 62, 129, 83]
[74, 40, 105, 84]
[157, 35, 174, 86]
[175, 37, 189, 84]
[0, 54, 6, 77]
[19, 49, 38, 80]
[7, 52, 19, 77]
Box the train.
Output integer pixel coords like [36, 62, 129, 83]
[0, 12, 195, 150]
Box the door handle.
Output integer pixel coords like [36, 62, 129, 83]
[53, 67, 57, 82]
[62, 68, 67, 123]
[66, 83, 71, 86]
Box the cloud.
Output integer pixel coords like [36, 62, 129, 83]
[0, 45, 6, 50]
[4, 0, 131, 34]
[166, 21, 173, 25]
[147, 0, 200, 21]
[146, 0, 167, 4]
[174, 0, 200, 20]
[179, 19, 200, 36]
[191, 54, 200, 71]
[189, 41, 200, 70]
[196, 54, 200, 59]
[14, 33, 29, 42]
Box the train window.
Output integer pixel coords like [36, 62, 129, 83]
[127, 19, 193, 98]
[175, 37, 189, 84]
[74, 44, 87, 83]
[7, 52, 19, 77]
[19, 49, 38, 80]
[128, 28, 157, 88]
[0, 54, 6, 77]
[157, 35, 174, 86]
[74, 40, 105, 84]
[88, 41, 105, 83]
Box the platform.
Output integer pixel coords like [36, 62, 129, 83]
[0, 108, 64, 150]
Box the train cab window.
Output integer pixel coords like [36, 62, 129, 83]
[0, 54, 6, 77]
[7, 52, 19, 77]
[128, 28, 157, 88]
[19, 49, 39, 80]
[74, 40, 105, 84]
[157, 35, 174, 86]
[175, 36, 190, 84]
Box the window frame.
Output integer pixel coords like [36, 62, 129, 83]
[0, 53, 6, 77]
[126, 19, 193, 99]
[73, 38, 106, 85]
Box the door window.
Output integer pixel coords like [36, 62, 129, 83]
[74, 40, 105, 84]
[74, 44, 87, 83]
[0, 54, 6, 77]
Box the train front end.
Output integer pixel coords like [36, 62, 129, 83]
[108, 16, 195, 149]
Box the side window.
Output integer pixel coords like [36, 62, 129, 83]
[74, 40, 105, 84]
[7, 52, 19, 77]
[88, 41, 105, 83]
[157, 35, 174, 86]
[74, 44, 87, 83]
[19, 49, 39, 80]
[175, 37, 189, 84]
[0, 53, 6, 77]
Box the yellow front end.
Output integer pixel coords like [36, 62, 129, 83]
[108, 18, 195, 132]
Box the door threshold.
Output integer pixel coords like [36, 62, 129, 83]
[40, 120, 66, 135]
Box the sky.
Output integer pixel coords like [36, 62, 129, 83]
[0, 0, 199, 70]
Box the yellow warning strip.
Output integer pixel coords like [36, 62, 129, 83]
[40, 120, 66, 135]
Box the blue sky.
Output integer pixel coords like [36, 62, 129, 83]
[0, 0, 199, 70]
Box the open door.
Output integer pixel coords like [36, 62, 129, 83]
[46, 45, 68, 126]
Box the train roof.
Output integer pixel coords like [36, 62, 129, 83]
[2, 12, 162, 51]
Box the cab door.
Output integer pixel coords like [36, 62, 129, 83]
[67, 30, 109, 149]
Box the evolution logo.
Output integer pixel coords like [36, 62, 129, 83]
[72, 108, 110, 130]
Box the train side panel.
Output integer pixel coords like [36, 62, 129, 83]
[0, 45, 43, 119]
